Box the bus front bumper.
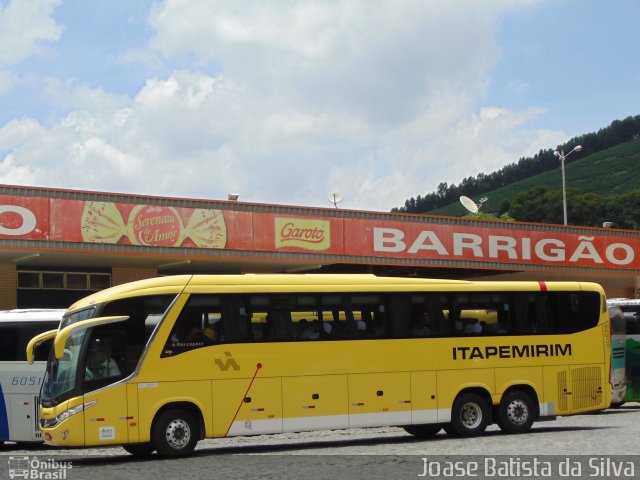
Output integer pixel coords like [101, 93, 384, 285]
[40, 400, 94, 447]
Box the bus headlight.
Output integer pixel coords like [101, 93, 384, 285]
[41, 400, 97, 428]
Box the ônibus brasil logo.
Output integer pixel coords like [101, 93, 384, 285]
[8, 456, 72, 479]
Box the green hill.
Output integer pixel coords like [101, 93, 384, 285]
[428, 138, 640, 217]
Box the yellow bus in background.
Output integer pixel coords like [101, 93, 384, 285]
[30, 274, 610, 456]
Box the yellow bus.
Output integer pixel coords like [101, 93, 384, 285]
[28, 274, 610, 456]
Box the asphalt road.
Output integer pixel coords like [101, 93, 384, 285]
[1, 403, 639, 480]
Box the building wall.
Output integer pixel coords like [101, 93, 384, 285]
[0, 263, 17, 309]
[111, 267, 158, 286]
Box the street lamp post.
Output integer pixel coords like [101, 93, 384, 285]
[554, 145, 583, 225]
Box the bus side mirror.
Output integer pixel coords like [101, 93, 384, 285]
[26, 329, 58, 365]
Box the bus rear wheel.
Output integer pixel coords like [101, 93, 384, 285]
[496, 390, 535, 434]
[403, 424, 442, 437]
[447, 392, 489, 437]
[122, 443, 155, 456]
[152, 408, 198, 457]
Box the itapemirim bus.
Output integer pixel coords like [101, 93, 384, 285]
[30, 275, 610, 456]
[0, 309, 64, 444]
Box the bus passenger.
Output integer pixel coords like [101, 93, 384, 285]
[85, 345, 121, 380]
[321, 322, 333, 339]
[412, 312, 432, 336]
[298, 319, 318, 340]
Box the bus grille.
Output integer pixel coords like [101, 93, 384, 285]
[557, 371, 568, 412]
[571, 366, 602, 410]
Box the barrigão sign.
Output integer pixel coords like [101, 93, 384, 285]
[371, 226, 636, 269]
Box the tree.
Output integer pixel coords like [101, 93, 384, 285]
[606, 190, 640, 229]
[508, 187, 563, 224]
[568, 191, 608, 227]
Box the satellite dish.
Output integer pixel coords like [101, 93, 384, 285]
[459, 196, 479, 213]
[330, 192, 343, 208]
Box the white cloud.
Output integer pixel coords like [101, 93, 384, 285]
[0, 69, 16, 93]
[0, 0, 561, 212]
[0, 0, 62, 66]
[506, 80, 530, 95]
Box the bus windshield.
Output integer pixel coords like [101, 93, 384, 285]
[42, 329, 88, 403]
[60, 307, 96, 329]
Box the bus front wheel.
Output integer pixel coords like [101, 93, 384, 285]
[447, 392, 489, 437]
[496, 390, 535, 434]
[152, 408, 198, 457]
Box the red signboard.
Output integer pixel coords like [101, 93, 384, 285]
[0, 193, 639, 272]
[344, 219, 639, 270]
[0, 195, 50, 239]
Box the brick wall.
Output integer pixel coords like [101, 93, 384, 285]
[111, 267, 158, 286]
[0, 263, 17, 309]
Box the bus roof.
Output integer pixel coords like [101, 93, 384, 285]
[0, 308, 66, 322]
[66, 274, 605, 313]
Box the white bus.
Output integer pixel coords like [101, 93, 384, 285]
[0, 309, 64, 444]
[606, 298, 640, 404]
[608, 306, 627, 406]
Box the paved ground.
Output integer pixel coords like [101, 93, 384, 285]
[1, 403, 639, 479]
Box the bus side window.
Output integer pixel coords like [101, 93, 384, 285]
[164, 295, 223, 354]
[270, 310, 293, 340]
[84, 330, 126, 382]
[250, 314, 266, 341]
[495, 307, 510, 335]
[430, 295, 449, 336]
[512, 294, 531, 334]
[220, 295, 250, 343]
[388, 295, 411, 338]
[370, 304, 387, 338]
[0, 326, 19, 361]
[558, 292, 600, 333]
[534, 295, 552, 333]
[450, 311, 463, 336]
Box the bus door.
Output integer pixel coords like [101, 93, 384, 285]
[81, 328, 131, 446]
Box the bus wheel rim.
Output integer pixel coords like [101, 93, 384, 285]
[506, 399, 528, 425]
[165, 419, 191, 449]
[460, 402, 482, 429]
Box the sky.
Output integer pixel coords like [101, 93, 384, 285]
[0, 0, 638, 212]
